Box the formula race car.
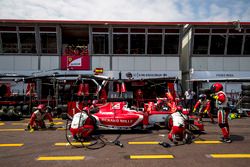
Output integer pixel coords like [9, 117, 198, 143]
[64, 100, 204, 141]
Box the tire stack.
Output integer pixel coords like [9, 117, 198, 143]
[241, 84, 250, 116]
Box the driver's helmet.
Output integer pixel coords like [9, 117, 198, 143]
[157, 99, 164, 105]
[199, 94, 206, 101]
[92, 100, 98, 105]
[210, 83, 223, 93]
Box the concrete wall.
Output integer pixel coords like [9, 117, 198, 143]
[192, 57, 250, 71]
[112, 56, 179, 71]
[180, 29, 192, 90]
[0, 55, 60, 72]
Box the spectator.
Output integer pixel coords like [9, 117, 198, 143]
[185, 89, 195, 110]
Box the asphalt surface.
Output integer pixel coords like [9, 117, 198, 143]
[0, 116, 250, 167]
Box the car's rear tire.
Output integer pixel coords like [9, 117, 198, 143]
[165, 115, 173, 130]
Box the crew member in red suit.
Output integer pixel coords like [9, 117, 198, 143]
[100, 89, 107, 103]
[135, 89, 144, 108]
[167, 106, 188, 145]
[155, 92, 177, 112]
[210, 83, 231, 143]
[193, 94, 214, 123]
[27, 104, 54, 132]
[166, 92, 177, 113]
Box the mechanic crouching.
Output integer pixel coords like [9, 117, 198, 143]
[27, 104, 54, 132]
[168, 106, 189, 145]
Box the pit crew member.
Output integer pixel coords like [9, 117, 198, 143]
[168, 106, 188, 145]
[210, 83, 231, 143]
[27, 104, 54, 132]
[193, 94, 214, 123]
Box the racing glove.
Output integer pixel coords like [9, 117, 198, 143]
[192, 108, 196, 113]
[204, 110, 208, 113]
[211, 94, 218, 100]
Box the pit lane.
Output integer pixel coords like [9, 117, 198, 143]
[0, 117, 250, 167]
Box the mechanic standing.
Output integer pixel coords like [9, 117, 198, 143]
[193, 94, 214, 123]
[27, 104, 54, 132]
[210, 83, 231, 143]
[166, 92, 177, 113]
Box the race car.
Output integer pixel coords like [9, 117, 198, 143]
[65, 100, 204, 141]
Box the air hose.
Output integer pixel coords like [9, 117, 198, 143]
[65, 108, 123, 150]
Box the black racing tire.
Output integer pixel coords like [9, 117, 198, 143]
[7, 109, 21, 120]
[165, 115, 173, 130]
[241, 96, 250, 103]
[242, 90, 250, 96]
[241, 103, 250, 109]
[241, 84, 250, 90]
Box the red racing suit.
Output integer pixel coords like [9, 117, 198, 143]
[29, 110, 53, 129]
[213, 91, 230, 139]
[193, 99, 214, 122]
[168, 111, 187, 143]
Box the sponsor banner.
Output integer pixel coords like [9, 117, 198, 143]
[61, 55, 90, 70]
[103, 71, 181, 80]
[191, 71, 250, 80]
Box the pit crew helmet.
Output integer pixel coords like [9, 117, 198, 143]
[165, 92, 174, 101]
[176, 105, 183, 112]
[210, 83, 223, 93]
[199, 94, 206, 101]
[37, 104, 46, 111]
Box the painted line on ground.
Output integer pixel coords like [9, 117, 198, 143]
[53, 122, 64, 125]
[128, 140, 222, 145]
[56, 128, 66, 130]
[0, 122, 5, 126]
[209, 154, 250, 158]
[24, 118, 62, 121]
[0, 143, 24, 147]
[37, 156, 85, 161]
[53, 118, 63, 120]
[12, 122, 64, 126]
[130, 154, 174, 159]
[0, 129, 25, 132]
[11, 123, 28, 126]
[128, 141, 160, 145]
[54, 142, 91, 146]
[194, 140, 222, 144]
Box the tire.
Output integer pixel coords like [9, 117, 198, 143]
[241, 96, 250, 103]
[241, 103, 250, 109]
[242, 90, 250, 96]
[165, 115, 173, 130]
[241, 84, 250, 90]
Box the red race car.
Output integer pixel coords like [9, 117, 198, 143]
[66, 100, 204, 141]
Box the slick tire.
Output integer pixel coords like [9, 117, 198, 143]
[241, 84, 250, 90]
[242, 90, 250, 96]
[165, 115, 173, 130]
[241, 96, 250, 103]
[241, 103, 250, 109]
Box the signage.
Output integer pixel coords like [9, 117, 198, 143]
[61, 55, 90, 70]
[94, 68, 104, 75]
[103, 71, 181, 80]
[191, 71, 250, 80]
